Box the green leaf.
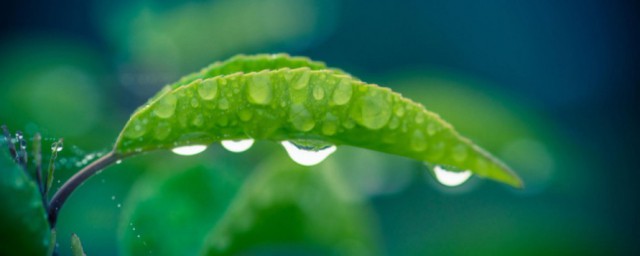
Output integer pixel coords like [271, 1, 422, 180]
[71, 233, 85, 256]
[0, 141, 50, 255]
[200, 152, 379, 256]
[114, 54, 522, 188]
[118, 162, 241, 256]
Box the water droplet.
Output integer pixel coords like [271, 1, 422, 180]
[117, 203, 122, 208]
[51, 142, 64, 152]
[427, 122, 438, 136]
[154, 122, 172, 140]
[410, 130, 427, 151]
[289, 104, 315, 132]
[393, 104, 405, 117]
[238, 109, 253, 122]
[321, 114, 338, 136]
[332, 79, 352, 105]
[192, 114, 204, 127]
[218, 98, 229, 110]
[190, 98, 200, 108]
[111, 196, 116, 200]
[293, 71, 310, 89]
[431, 165, 472, 187]
[198, 79, 218, 100]
[313, 85, 325, 100]
[154, 94, 177, 118]
[352, 90, 391, 129]
[137, 234, 141, 238]
[281, 140, 336, 166]
[290, 72, 310, 103]
[248, 72, 272, 105]
[132, 227, 136, 231]
[171, 145, 208, 156]
[221, 139, 254, 153]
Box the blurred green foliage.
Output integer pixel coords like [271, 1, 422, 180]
[1, 0, 633, 254]
[0, 140, 50, 255]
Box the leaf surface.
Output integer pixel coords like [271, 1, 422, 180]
[115, 54, 522, 187]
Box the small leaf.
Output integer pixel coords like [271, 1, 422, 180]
[71, 233, 85, 256]
[118, 162, 241, 256]
[114, 54, 522, 187]
[0, 139, 50, 255]
[200, 153, 379, 256]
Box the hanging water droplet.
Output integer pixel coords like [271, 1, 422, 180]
[430, 165, 472, 187]
[116, 160, 122, 165]
[221, 139, 254, 153]
[281, 140, 337, 166]
[171, 145, 208, 156]
[51, 142, 63, 152]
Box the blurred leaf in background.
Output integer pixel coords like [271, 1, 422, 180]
[0, 138, 50, 255]
[201, 152, 380, 256]
[96, 0, 337, 97]
[119, 159, 242, 256]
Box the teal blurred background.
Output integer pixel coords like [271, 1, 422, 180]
[1, 0, 638, 255]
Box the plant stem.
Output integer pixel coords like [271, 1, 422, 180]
[47, 151, 120, 228]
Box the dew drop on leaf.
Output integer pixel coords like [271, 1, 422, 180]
[410, 130, 427, 151]
[220, 139, 254, 153]
[430, 165, 472, 187]
[281, 140, 336, 166]
[171, 145, 208, 156]
[248, 72, 272, 105]
[198, 79, 218, 100]
[313, 85, 325, 100]
[154, 94, 178, 118]
[332, 78, 352, 105]
[289, 104, 315, 131]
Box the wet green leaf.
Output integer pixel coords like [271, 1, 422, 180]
[200, 153, 379, 256]
[118, 162, 241, 256]
[71, 233, 85, 256]
[0, 142, 50, 255]
[115, 54, 522, 188]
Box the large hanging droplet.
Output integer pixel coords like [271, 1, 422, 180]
[221, 139, 254, 153]
[281, 140, 336, 166]
[171, 145, 207, 156]
[430, 165, 472, 187]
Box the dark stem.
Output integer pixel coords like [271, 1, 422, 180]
[47, 151, 120, 228]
